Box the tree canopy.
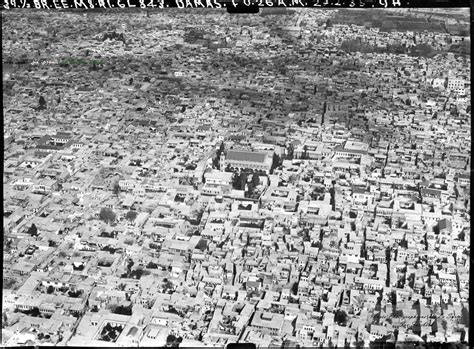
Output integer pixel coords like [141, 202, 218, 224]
[233, 173, 247, 191]
[112, 181, 120, 196]
[334, 309, 348, 326]
[99, 207, 116, 224]
[27, 223, 38, 236]
[195, 239, 208, 252]
[460, 307, 469, 327]
[38, 95, 47, 109]
[111, 304, 132, 316]
[125, 210, 138, 222]
[166, 334, 183, 348]
[291, 282, 298, 295]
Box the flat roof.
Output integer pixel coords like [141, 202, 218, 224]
[54, 132, 73, 138]
[226, 150, 267, 164]
[251, 311, 285, 329]
[344, 140, 369, 151]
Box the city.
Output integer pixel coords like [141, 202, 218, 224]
[2, 7, 471, 348]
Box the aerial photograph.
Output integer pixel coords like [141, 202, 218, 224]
[2, 7, 470, 348]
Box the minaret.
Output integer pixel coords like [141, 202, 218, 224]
[220, 153, 225, 172]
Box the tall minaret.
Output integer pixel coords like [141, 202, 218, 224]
[220, 153, 225, 172]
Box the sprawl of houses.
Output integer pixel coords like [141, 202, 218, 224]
[2, 8, 470, 348]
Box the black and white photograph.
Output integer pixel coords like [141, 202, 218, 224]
[2, 5, 471, 348]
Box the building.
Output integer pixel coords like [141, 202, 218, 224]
[51, 132, 74, 145]
[204, 171, 233, 186]
[249, 311, 284, 335]
[223, 149, 273, 173]
[446, 78, 465, 94]
[333, 140, 369, 160]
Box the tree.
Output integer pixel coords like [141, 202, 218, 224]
[27, 223, 38, 236]
[271, 153, 281, 173]
[334, 309, 348, 326]
[99, 207, 116, 224]
[38, 95, 47, 109]
[252, 173, 260, 187]
[450, 40, 470, 55]
[232, 173, 242, 189]
[291, 282, 298, 295]
[68, 289, 82, 298]
[286, 143, 294, 160]
[195, 239, 208, 252]
[166, 334, 176, 345]
[387, 291, 396, 305]
[110, 303, 132, 316]
[146, 262, 158, 269]
[163, 279, 174, 293]
[126, 259, 134, 272]
[125, 210, 138, 222]
[387, 43, 406, 54]
[460, 307, 469, 327]
[341, 39, 364, 53]
[302, 145, 308, 159]
[112, 182, 120, 196]
[356, 338, 365, 349]
[166, 334, 182, 348]
[411, 43, 434, 58]
[239, 173, 248, 191]
[47, 285, 55, 294]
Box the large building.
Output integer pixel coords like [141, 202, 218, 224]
[223, 150, 273, 173]
[333, 140, 369, 160]
[446, 78, 466, 94]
